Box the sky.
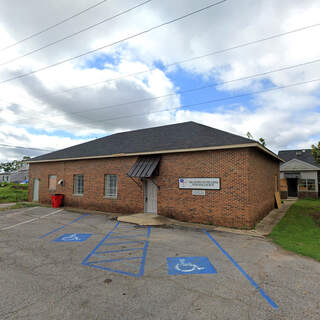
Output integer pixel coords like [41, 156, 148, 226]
[0, 0, 320, 162]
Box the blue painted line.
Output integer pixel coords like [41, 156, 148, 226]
[81, 222, 151, 277]
[138, 226, 151, 277]
[259, 289, 279, 309]
[109, 234, 146, 239]
[87, 256, 142, 264]
[81, 222, 120, 265]
[94, 247, 144, 254]
[82, 263, 141, 277]
[204, 230, 278, 309]
[39, 213, 89, 239]
[101, 240, 145, 246]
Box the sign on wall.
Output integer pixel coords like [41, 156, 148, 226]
[179, 178, 220, 190]
[192, 190, 206, 196]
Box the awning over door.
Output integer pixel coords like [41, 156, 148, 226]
[127, 156, 160, 178]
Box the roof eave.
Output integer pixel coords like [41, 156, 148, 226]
[28, 142, 282, 164]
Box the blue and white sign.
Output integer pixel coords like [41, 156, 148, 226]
[179, 178, 220, 190]
[167, 256, 217, 275]
[53, 233, 92, 242]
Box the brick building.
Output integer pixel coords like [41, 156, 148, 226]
[28, 122, 281, 228]
[278, 149, 320, 199]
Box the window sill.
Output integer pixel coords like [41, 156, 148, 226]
[104, 195, 118, 200]
[73, 194, 83, 197]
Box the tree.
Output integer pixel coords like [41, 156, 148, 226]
[311, 142, 320, 164]
[258, 138, 266, 147]
[0, 156, 31, 172]
[247, 132, 267, 147]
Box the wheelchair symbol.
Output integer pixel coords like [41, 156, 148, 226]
[175, 259, 205, 273]
[62, 233, 81, 241]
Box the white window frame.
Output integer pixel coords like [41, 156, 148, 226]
[104, 174, 117, 199]
[73, 174, 84, 195]
[299, 178, 316, 192]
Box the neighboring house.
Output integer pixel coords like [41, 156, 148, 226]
[0, 172, 11, 182]
[278, 149, 320, 199]
[28, 122, 281, 229]
[0, 164, 29, 184]
[10, 164, 29, 183]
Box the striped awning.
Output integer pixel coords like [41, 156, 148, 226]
[127, 156, 160, 178]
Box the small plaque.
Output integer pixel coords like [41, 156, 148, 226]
[192, 190, 205, 196]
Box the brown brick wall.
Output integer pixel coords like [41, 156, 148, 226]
[154, 149, 251, 228]
[28, 147, 280, 229]
[248, 149, 280, 226]
[28, 157, 144, 213]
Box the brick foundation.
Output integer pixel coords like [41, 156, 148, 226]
[298, 191, 318, 199]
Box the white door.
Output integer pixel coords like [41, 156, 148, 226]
[33, 178, 39, 202]
[144, 180, 157, 214]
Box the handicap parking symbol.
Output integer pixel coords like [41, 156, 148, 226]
[167, 256, 217, 275]
[53, 233, 92, 242]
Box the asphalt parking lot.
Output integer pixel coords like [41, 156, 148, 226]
[0, 207, 319, 320]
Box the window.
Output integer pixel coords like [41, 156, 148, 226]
[299, 179, 316, 192]
[48, 175, 57, 191]
[307, 179, 316, 191]
[73, 175, 84, 195]
[299, 179, 307, 191]
[105, 174, 117, 198]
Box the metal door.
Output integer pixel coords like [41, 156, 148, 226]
[144, 180, 157, 214]
[33, 178, 39, 202]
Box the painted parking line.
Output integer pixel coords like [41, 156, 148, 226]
[82, 222, 151, 277]
[204, 230, 279, 309]
[0, 206, 40, 217]
[0, 209, 64, 231]
[39, 213, 89, 239]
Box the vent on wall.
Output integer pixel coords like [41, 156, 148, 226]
[296, 151, 302, 156]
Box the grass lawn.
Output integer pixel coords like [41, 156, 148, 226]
[0, 202, 39, 212]
[270, 199, 320, 261]
[0, 182, 29, 203]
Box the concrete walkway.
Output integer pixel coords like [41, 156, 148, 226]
[117, 213, 264, 238]
[118, 200, 296, 238]
[255, 199, 296, 236]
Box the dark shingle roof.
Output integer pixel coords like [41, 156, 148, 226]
[30, 121, 261, 162]
[278, 149, 320, 168]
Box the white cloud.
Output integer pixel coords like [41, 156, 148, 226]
[0, 0, 320, 161]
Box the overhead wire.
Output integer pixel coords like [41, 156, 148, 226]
[68, 76, 320, 126]
[0, 0, 110, 52]
[10, 55, 320, 124]
[1, 20, 320, 106]
[0, 143, 54, 152]
[0, 0, 153, 67]
[0, 0, 227, 85]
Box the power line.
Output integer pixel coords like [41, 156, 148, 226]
[3, 78, 319, 153]
[0, 0, 153, 67]
[0, 0, 227, 85]
[70, 76, 320, 126]
[0, 0, 109, 52]
[11, 55, 320, 125]
[0, 143, 54, 152]
[1, 19, 320, 106]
